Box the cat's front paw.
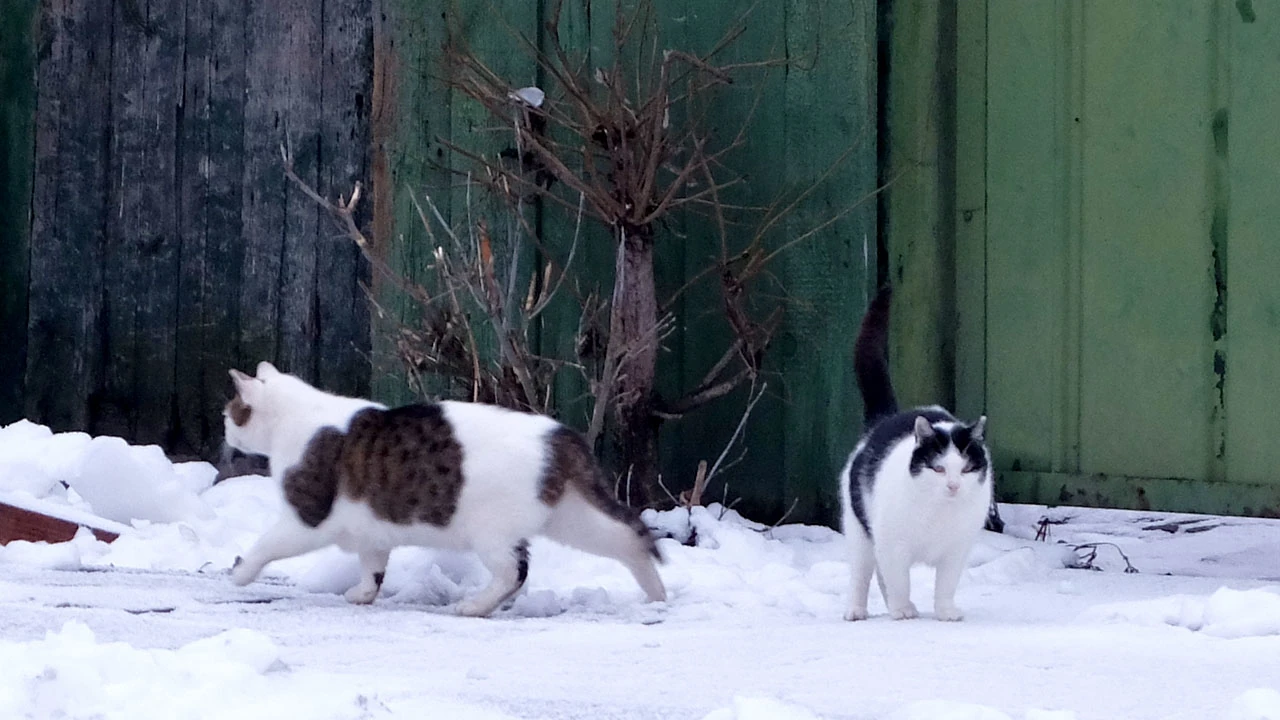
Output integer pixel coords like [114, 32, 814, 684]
[344, 581, 380, 605]
[934, 605, 964, 622]
[229, 556, 260, 587]
[888, 602, 919, 620]
[843, 606, 870, 622]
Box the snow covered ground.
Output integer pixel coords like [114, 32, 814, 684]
[2, 419, 1279, 720]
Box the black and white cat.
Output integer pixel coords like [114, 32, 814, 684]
[223, 362, 666, 617]
[838, 287, 993, 621]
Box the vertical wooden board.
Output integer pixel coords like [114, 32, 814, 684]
[778, 0, 877, 524]
[173, 0, 249, 457]
[174, 0, 213, 456]
[317, 0, 373, 398]
[238, 2, 291, 372]
[886, 0, 953, 413]
[370, 0, 449, 404]
[1224, 4, 1280, 487]
[651, 0, 690, 486]
[953, 0, 986, 422]
[983, 1, 1070, 473]
[441, 1, 540, 389]
[537, 0, 619, 431]
[1078, 1, 1214, 480]
[25, 0, 111, 433]
[652, 0, 793, 517]
[0, 0, 36, 423]
[100, 1, 145, 439]
[107, 0, 186, 446]
[277, 0, 324, 381]
[198, 0, 248, 450]
[656, 2, 794, 510]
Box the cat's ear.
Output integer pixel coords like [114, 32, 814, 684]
[913, 416, 936, 443]
[970, 416, 988, 442]
[229, 368, 261, 400]
[255, 361, 280, 379]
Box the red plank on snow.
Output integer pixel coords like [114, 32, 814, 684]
[0, 501, 120, 545]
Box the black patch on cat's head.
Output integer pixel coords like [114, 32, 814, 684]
[908, 422, 951, 476]
[908, 417, 990, 480]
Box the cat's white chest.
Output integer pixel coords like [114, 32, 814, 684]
[908, 493, 989, 565]
[869, 468, 992, 566]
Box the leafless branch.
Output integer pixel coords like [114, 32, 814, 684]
[705, 380, 768, 488]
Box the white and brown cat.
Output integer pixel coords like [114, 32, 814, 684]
[223, 362, 666, 617]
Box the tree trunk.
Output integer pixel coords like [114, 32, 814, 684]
[607, 223, 660, 506]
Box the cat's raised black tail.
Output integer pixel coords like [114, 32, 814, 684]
[854, 285, 898, 427]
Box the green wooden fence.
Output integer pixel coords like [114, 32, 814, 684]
[375, 1, 879, 523]
[892, 0, 1280, 518]
[0, 0, 878, 524]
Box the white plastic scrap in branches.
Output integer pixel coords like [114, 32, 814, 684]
[508, 86, 545, 108]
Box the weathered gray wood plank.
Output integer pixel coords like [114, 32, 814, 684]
[173, 0, 212, 456]
[113, 0, 186, 446]
[197, 0, 249, 453]
[318, 0, 373, 397]
[173, 0, 249, 457]
[277, 0, 324, 381]
[25, 0, 112, 432]
[0, 0, 37, 424]
[237, 1, 290, 371]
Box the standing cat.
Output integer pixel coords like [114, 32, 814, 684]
[223, 362, 666, 617]
[838, 287, 992, 621]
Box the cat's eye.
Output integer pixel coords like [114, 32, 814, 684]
[931, 464, 945, 474]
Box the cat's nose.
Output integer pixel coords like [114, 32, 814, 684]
[945, 481, 960, 495]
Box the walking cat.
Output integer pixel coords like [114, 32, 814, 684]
[838, 287, 992, 621]
[223, 362, 666, 617]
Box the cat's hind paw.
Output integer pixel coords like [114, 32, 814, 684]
[843, 606, 869, 622]
[344, 581, 381, 605]
[454, 598, 499, 618]
[888, 602, 919, 620]
[934, 605, 964, 622]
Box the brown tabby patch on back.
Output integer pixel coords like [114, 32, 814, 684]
[278, 404, 466, 529]
[338, 404, 465, 526]
[542, 427, 662, 561]
[226, 396, 252, 427]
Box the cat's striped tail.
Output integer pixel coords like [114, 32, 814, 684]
[854, 285, 898, 426]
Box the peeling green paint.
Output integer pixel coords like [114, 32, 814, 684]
[1236, 0, 1257, 24]
[1212, 108, 1229, 157]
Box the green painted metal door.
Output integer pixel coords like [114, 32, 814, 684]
[957, 0, 1280, 517]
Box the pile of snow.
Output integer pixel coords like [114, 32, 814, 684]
[0, 621, 377, 720]
[1080, 586, 1280, 638]
[0, 419, 215, 526]
[0, 420, 1077, 622]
